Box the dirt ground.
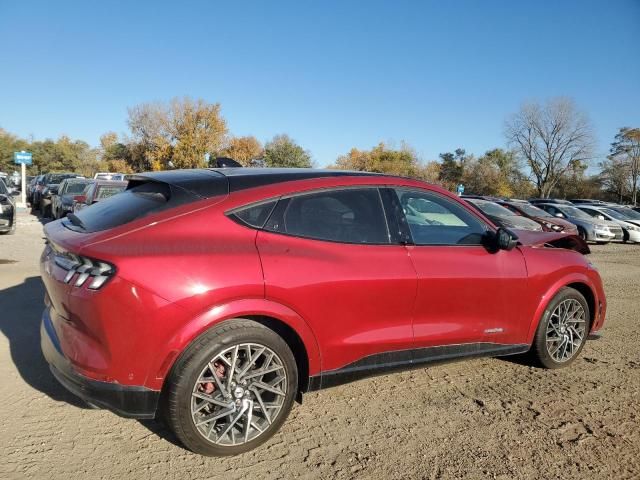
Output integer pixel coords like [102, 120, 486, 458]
[1, 211, 639, 480]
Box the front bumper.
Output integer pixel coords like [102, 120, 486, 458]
[592, 230, 614, 242]
[40, 307, 159, 419]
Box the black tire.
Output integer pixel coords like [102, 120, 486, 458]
[622, 230, 629, 243]
[596, 241, 608, 245]
[163, 319, 298, 456]
[577, 227, 587, 241]
[530, 287, 590, 369]
[41, 202, 52, 218]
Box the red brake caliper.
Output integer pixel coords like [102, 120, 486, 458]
[200, 361, 225, 394]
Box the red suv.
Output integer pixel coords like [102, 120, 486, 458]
[40, 169, 606, 455]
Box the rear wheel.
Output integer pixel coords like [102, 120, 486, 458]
[531, 287, 589, 369]
[163, 319, 298, 456]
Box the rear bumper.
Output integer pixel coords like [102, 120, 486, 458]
[40, 307, 159, 419]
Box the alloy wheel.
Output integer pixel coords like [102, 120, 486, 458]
[545, 299, 587, 363]
[190, 343, 287, 447]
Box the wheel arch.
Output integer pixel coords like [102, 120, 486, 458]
[526, 276, 598, 345]
[150, 298, 322, 395]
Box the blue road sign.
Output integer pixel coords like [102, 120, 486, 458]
[14, 151, 33, 165]
[457, 184, 465, 194]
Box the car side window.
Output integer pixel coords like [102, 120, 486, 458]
[393, 189, 487, 245]
[266, 188, 390, 244]
[230, 200, 278, 229]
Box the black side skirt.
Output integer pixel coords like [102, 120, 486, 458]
[307, 342, 529, 391]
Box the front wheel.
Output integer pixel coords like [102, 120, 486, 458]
[577, 227, 587, 241]
[163, 319, 298, 456]
[531, 287, 589, 369]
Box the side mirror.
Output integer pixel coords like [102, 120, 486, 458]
[484, 228, 519, 253]
[497, 228, 519, 251]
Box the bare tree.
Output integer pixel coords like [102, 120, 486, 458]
[599, 155, 630, 203]
[505, 98, 594, 198]
[609, 127, 640, 205]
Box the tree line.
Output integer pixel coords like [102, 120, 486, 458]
[1, 96, 638, 203]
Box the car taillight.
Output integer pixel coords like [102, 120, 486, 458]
[54, 253, 115, 290]
[73, 195, 86, 203]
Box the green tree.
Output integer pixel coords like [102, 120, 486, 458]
[438, 149, 466, 191]
[99, 132, 133, 173]
[263, 134, 312, 168]
[333, 142, 420, 176]
[0, 128, 29, 173]
[609, 127, 640, 205]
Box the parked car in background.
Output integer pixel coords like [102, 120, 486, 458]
[51, 178, 92, 219]
[27, 175, 41, 204]
[499, 200, 579, 234]
[72, 180, 127, 213]
[529, 198, 573, 206]
[464, 198, 543, 231]
[37, 173, 79, 217]
[602, 206, 640, 226]
[569, 199, 609, 205]
[94, 172, 127, 181]
[0, 177, 17, 234]
[30, 175, 47, 208]
[537, 203, 616, 243]
[576, 205, 640, 243]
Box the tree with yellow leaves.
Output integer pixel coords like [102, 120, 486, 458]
[127, 97, 228, 171]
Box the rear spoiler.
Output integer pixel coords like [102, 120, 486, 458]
[126, 169, 229, 199]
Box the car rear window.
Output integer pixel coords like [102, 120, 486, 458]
[96, 184, 126, 200]
[65, 182, 89, 194]
[64, 181, 188, 232]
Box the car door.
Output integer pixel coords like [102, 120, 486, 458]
[255, 187, 417, 375]
[389, 187, 530, 352]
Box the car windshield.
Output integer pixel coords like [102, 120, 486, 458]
[561, 205, 593, 219]
[601, 207, 634, 221]
[609, 207, 640, 220]
[65, 182, 89, 194]
[513, 203, 552, 218]
[0, 179, 8, 195]
[470, 200, 514, 217]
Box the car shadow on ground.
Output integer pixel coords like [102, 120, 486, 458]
[29, 207, 52, 226]
[0, 274, 185, 445]
[0, 276, 88, 408]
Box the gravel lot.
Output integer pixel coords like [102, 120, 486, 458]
[1, 212, 639, 479]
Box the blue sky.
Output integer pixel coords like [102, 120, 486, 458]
[1, 0, 638, 166]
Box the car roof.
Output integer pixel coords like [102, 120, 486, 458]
[127, 168, 381, 199]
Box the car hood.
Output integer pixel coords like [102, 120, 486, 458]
[513, 230, 590, 255]
[498, 215, 542, 231]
